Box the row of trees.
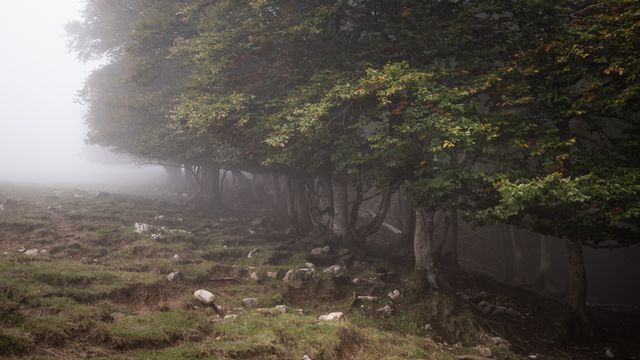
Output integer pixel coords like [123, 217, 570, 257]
[68, 0, 640, 336]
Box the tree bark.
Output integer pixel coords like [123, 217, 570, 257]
[208, 163, 223, 209]
[292, 178, 313, 233]
[414, 208, 439, 291]
[534, 234, 552, 291]
[271, 173, 287, 215]
[566, 238, 593, 338]
[441, 208, 459, 265]
[399, 193, 415, 249]
[510, 225, 524, 285]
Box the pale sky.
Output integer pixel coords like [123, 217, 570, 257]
[0, 1, 162, 185]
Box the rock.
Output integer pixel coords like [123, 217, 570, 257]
[423, 324, 433, 331]
[318, 312, 344, 321]
[134, 223, 153, 234]
[477, 346, 492, 358]
[322, 246, 331, 253]
[247, 248, 259, 258]
[376, 305, 393, 317]
[151, 233, 165, 241]
[25, 249, 39, 256]
[303, 355, 312, 360]
[166, 272, 182, 282]
[224, 314, 239, 321]
[39, 249, 48, 255]
[275, 305, 288, 313]
[284, 227, 298, 236]
[250, 272, 261, 282]
[357, 295, 379, 302]
[283, 268, 317, 289]
[242, 298, 259, 308]
[323, 265, 342, 275]
[311, 248, 323, 255]
[337, 248, 350, 256]
[388, 290, 401, 300]
[305, 262, 316, 271]
[604, 347, 616, 359]
[267, 271, 278, 280]
[251, 217, 265, 226]
[489, 336, 507, 346]
[506, 308, 522, 317]
[194, 290, 215, 305]
[16, 248, 26, 253]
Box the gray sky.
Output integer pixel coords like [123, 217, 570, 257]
[0, 1, 162, 185]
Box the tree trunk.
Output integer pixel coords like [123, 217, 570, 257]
[502, 224, 515, 284]
[399, 194, 415, 249]
[292, 178, 313, 233]
[271, 173, 286, 215]
[318, 174, 334, 229]
[441, 208, 459, 266]
[534, 234, 552, 291]
[331, 176, 349, 239]
[566, 238, 593, 338]
[208, 163, 223, 210]
[285, 176, 297, 226]
[510, 225, 524, 285]
[414, 208, 439, 291]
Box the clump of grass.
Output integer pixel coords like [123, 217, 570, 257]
[0, 328, 34, 356]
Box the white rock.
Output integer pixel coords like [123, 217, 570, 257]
[17, 248, 26, 253]
[134, 223, 153, 234]
[267, 271, 278, 279]
[25, 249, 39, 256]
[310, 248, 323, 255]
[247, 248, 259, 258]
[321, 246, 331, 253]
[166, 272, 182, 282]
[242, 298, 259, 308]
[318, 312, 344, 321]
[477, 346, 492, 358]
[151, 233, 165, 241]
[275, 305, 288, 313]
[388, 290, 401, 300]
[283, 268, 316, 289]
[250, 272, 260, 282]
[323, 265, 342, 275]
[357, 296, 379, 302]
[194, 289, 215, 305]
[305, 262, 316, 271]
[224, 314, 238, 320]
[39, 249, 48, 255]
[303, 355, 312, 360]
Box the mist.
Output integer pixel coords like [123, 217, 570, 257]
[0, 1, 161, 185]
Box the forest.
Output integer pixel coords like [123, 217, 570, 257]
[1, 0, 639, 359]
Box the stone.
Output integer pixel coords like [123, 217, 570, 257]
[250, 272, 261, 282]
[506, 308, 522, 317]
[388, 290, 401, 300]
[251, 217, 265, 226]
[267, 271, 278, 280]
[305, 262, 316, 271]
[323, 265, 342, 275]
[166, 272, 182, 282]
[242, 298, 259, 308]
[151, 233, 165, 241]
[194, 290, 215, 305]
[283, 268, 316, 289]
[284, 227, 298, 236]
[321, 245, 331, 253]
[25, 249, 39, 256]
[247, 248, 259, 258]
[303, 355, 312, 360]
[310, 248, 323, 255]
[477, 346, 492, 358]
[357, 295, 379, 302]
[134, 223, 153, 234]
[39, 249, 48, 255]
[337, 248, 350, 256]
[604, 347, 616, 359]
[224, 314, 239, 321]
[275, 305, 288, 313]
[318, 312, 344, 321]
[376, 305, 393, 317]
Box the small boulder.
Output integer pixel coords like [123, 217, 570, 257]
[242, 298, 259, 308]
[310, 248, 323, 255]
[388, 290, 401, 300]
[166, 272, 182, 282]
[321, 245, 331, 253]
[506, 307, 523, 317]
[250, 272, 261, 282]
[247, 248, 259, 258]
[323, 265, 342, 275]
[283, 268, 317, 289]
[318, 312, 344, 321]
[224, 314, 239, 321]
[194, 289, 215, 305]
[25, 249, 39, 256]
[275, 305, 288, 313]
[477, 346, 492, 358]
[267, 271, 278, 280]
[134, 223, 153, 234]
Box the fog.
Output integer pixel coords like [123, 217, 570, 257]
[0, 1, 162, 185]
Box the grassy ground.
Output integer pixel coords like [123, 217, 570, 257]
[0, 184, 634, 359]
